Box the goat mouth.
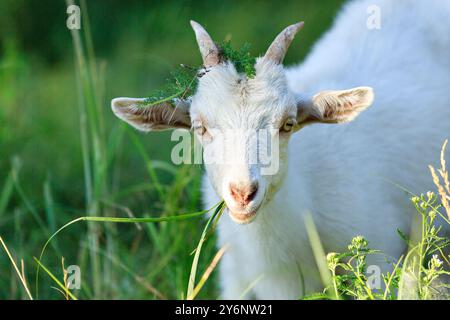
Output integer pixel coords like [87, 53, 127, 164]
[228, 209, 258, 224]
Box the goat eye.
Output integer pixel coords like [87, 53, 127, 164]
[281, 119, 296, 132]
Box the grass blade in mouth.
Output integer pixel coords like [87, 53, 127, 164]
[187, 201, 226, 299]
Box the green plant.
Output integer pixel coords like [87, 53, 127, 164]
[399, 192, 450, 299]
[141, 65, 199, 107]
[324, 236, 380, 300]
[311, 191, 450, 300]
[139, 41, 257, 108]
[304, 141, 450, 300]
[34, 201, 225, 300]
[219, 41, 256, 78]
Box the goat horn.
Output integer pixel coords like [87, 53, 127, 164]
[190, 20, 221, 68]
[264, 22, 304, 64]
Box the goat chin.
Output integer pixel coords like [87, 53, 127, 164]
[228, 210, 258, 224]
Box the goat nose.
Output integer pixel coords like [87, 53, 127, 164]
[229, 182, 258, 206]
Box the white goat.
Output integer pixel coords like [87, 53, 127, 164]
[112, 0, 450, 299]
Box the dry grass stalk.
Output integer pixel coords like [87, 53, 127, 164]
[0, 236, 33, 300]
[429, 139, 450, 220]
[61, 257, 70, 300]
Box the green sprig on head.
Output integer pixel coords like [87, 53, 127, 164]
[141, 42, 257, 107]
[141, 65, 199, 107]
[219, 41, 256, 78]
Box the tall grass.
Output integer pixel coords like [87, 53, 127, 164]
[0, 1, 223, 299]
[33, 0, 222, 299]
[34, 200, 224, 300]
[0, 236, 33, 300]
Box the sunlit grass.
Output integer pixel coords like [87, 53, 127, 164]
[34, 200, 224, 299]
[0, 236, 33, 300]
[0, 1, 225, 299]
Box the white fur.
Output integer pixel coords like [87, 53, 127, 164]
[200, 0, 450, 299]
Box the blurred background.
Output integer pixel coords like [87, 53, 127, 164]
[0, 0, 344, 299]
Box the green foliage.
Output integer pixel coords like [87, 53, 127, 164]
[401, 192, 450, 299]
[35, 201, 225, 300]
[141, 42, 257, 107]
[314, 192, 450, 300]
[142, 65, 198, 107]
[325, 237, 381, 300]
[219, 41, 257, 78]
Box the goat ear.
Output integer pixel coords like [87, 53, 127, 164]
[111, 98, 191, 131]
[296, 87, 374, 127]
